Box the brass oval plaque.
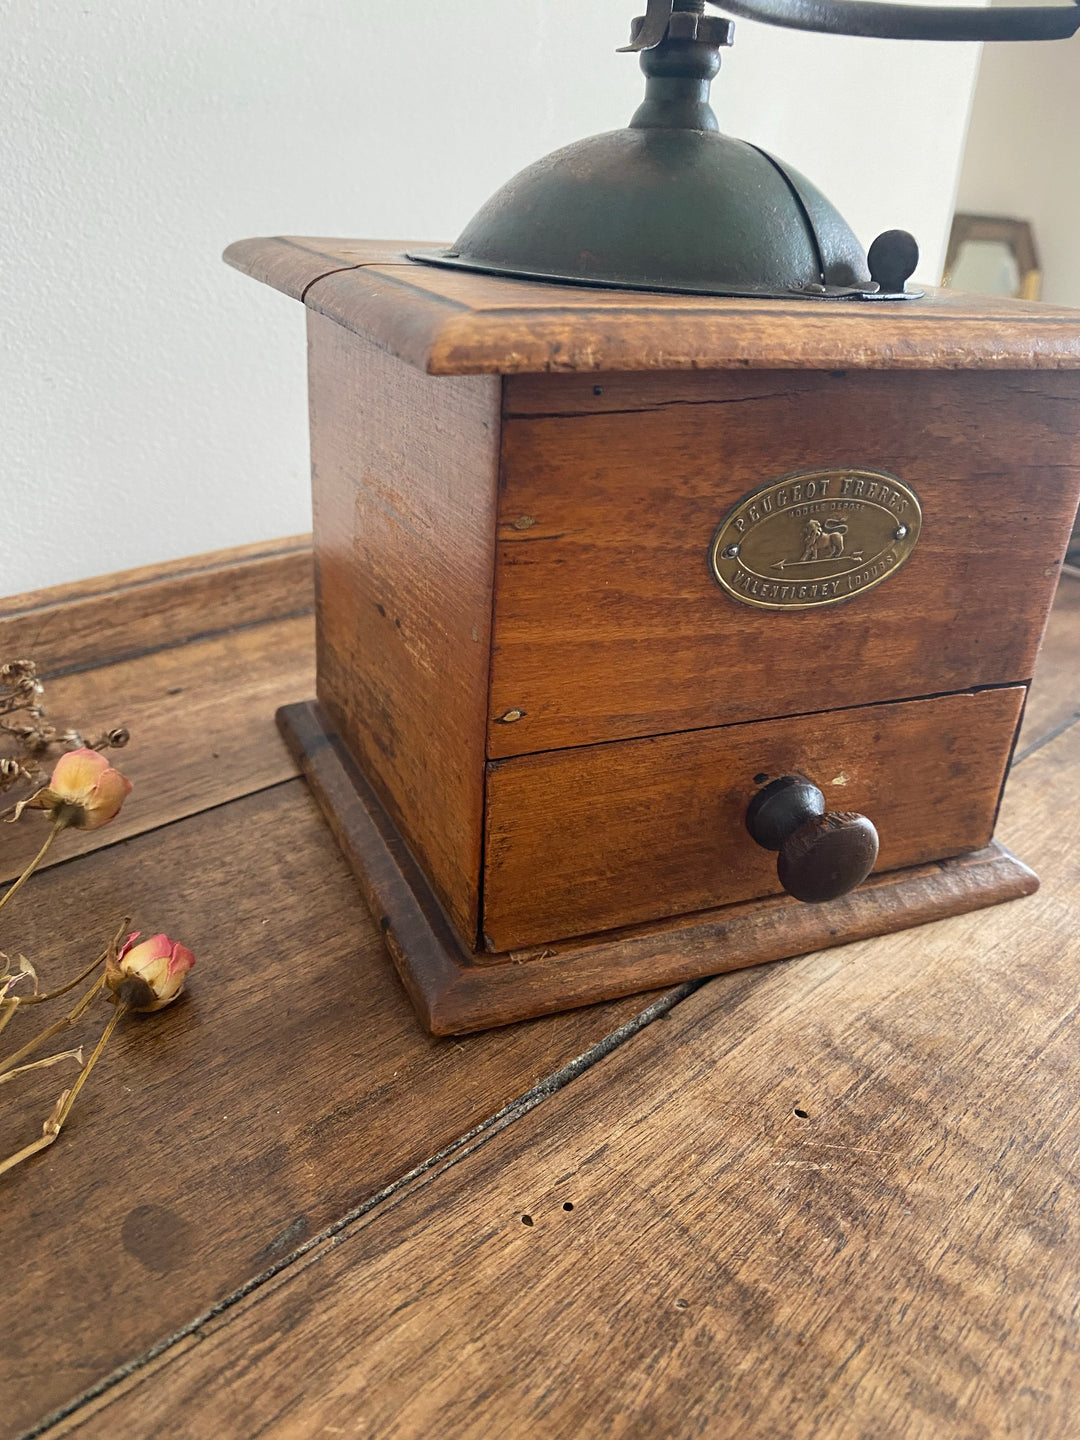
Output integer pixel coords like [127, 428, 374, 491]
[709, 468, 921, 610]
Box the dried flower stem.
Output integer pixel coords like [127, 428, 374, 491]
[0, 1046, 83, 1087]
[0, 971, 107, 1080]
[0, 918, 128, 1077]
[0, 818, 64, 915]
[0, 1003, 126, 1176]
[51, 1002, 125, 1129]
[0, 1111, 64, 1175]
[10, 950, 108, 1006]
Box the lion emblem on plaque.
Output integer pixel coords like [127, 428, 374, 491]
[775, 516, 864, 571]
[802, 517, 846, 561]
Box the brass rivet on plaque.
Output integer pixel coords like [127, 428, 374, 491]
[709, 468, 922, 610]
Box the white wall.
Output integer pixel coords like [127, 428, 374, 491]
[956, 27, 1080, 309]
[2, 1, 983, 595]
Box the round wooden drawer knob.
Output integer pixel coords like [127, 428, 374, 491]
[745, 774, 879, 904]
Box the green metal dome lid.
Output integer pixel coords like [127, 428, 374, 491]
[410, 0, 1079, 302]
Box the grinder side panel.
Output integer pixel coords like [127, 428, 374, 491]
[308, 311, 500, 944]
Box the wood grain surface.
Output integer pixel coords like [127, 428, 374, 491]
[222, 237, 413, 301]
[0, 783, 664, 1440]
[489, 369, 1080, 754]
[0, 614, 314, 884]
[0, 536, 312, 677]
[308, 312, 501, 942]
[52, 707, 1080, 1440]
[3, 550, 1075, 1440]
[484, 687, 1024, 948]
[226, 235, 1080, 377]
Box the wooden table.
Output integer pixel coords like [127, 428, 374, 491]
[2, 539, 1078, 1440]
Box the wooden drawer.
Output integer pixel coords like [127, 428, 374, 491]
[482, 686, 1025, 951]
[488, 369, 1080, 757]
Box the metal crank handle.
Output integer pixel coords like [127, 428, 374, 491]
[716, 0, 1080, 41]
[622, 0, 1080, 49]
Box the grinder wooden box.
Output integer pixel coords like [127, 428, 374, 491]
[227, 236, 1080, 1033]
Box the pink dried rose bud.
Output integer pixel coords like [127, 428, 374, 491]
[106, 932, 195, 1012]
[30, 747, 132, 829]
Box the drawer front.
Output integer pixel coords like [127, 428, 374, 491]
[489, 369, 1080, 757]
[482, 686, 1025, 951]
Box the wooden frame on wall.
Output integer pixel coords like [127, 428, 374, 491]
[943, 213, 1042, 301]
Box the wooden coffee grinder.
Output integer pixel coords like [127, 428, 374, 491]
[227, 0, 1080, 1032]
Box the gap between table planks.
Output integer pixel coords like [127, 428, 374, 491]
[48, 703, 1080, 1440]
[0, 550, 1074, 1440]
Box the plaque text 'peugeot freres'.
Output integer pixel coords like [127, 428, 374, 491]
[709, 468, 922, 610]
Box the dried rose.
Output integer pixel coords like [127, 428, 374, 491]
[105, 933, 195, 1012]
[1, 750, 133, 916]
[25, 747, 132, 830]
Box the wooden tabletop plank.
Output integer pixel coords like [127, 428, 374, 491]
[62, 717, 1080, 1440]
[0, 537, 312, 678]
[0, 781, 668, 1440]
[0, 615, 314, 883]
[4, 558, 1075, 1439]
